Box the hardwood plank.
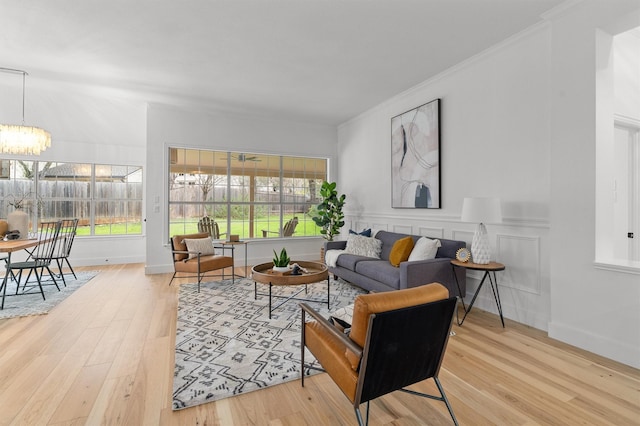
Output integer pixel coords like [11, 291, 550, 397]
[48, 363, 111, 424]
[0, 264, 637, 426]
[0, 353, 65, 425]
[8, 353, 86, 425]
[84, 374, 136, 426]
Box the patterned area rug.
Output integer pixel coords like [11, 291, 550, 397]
[172, 277, 365, 410]
[0, 270, 99, 319]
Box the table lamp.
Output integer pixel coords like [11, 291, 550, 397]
[461, 197, 502, 264]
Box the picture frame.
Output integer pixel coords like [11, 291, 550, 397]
[390, 98, 441, 208]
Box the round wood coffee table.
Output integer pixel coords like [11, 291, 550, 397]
[251, 261, 329, 319]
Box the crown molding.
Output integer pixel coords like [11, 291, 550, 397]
[540, 0, 583, 21]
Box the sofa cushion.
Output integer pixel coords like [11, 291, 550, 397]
[375, 231, 419, 261]
[408, 237, 441, 261]
[437, 238, 466, 259]
[336, 253, 373, 272]
[389, 236, 414, 267]
[355, 260, 401, 289]
[344, 234, 382, 258]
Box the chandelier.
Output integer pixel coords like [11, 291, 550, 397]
[0, 68, 51, 155]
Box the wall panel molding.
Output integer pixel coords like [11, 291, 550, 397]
[496, 234, 541, 294]
[415, 226, 445, 239]
[451, 229, 474, 244]
[393, 224, 414, 235]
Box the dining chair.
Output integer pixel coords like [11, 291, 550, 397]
[9, 220, 62, 300]
[51, 218, 79, 286]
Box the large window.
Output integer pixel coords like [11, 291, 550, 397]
[0, 159, 143, 236]
[595, 24, 640, 269]
[168, 148, 327, 239]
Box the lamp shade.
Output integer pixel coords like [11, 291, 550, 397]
[461, 197, 502, 224]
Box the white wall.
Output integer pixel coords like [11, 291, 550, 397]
[548, 0, 640, 368]
[0, 77, 147, 266]
[337, 0, 640, 368]
[339, 24, 553, 331]
[0, 79, 338, 270]
[144, 103, 338, 274]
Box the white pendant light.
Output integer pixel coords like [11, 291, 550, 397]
[0, 68, 51, 155]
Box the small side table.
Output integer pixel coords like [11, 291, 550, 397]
[215, 240, 249, 278]
[451, 260, 506, 327]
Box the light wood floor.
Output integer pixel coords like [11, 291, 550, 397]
[0, 263, 638, 425]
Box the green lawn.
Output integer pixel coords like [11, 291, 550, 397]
[171, 214, 321, 239]
[76, 223, 142, 236]
[74, 215, 321, 238]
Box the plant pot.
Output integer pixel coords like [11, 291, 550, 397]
[272, 266, 290, 273]
[7, 209, 29, 240]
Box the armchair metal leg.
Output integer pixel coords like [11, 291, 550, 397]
[398, 377, 459, 425]
[354, 407, 364, 426]
[435, 377, 459, 426]
[354, 402, 370, 426]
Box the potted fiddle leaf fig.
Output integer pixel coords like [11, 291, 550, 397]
[272, 248, 291, 272]
[312, 181, 346, 242]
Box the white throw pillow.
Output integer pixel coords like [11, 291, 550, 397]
[344, 234, 382, 258]
[184, 237, 215, 259]
[408, 237, 441, 261]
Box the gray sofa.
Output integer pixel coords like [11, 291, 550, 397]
[325, 230, 466, 297]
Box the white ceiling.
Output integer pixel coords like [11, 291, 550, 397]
[1, 0, 565, 125]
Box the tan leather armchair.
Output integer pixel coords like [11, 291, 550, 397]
[170, 232, 234, 291]
[300, 283, 458, 425]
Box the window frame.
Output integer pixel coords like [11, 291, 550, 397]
[167, 148, 327, 241]
[0, 159, 143, 237]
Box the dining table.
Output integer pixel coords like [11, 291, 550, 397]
[0, 238, 41, 309]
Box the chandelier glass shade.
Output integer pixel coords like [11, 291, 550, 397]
[0, 124, 51, 155]
[0, 67, 51, 155]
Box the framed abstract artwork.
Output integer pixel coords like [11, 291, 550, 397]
[391, 98, 441, 208]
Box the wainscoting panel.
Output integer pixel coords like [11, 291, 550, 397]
[415, 226, 445, 239]
[496, 234, 541, 295]
[392, 224, 414, 235]
[372, 223, 389, 232]
[451, 229, 474, 245]
[341, 213, 551, 331]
